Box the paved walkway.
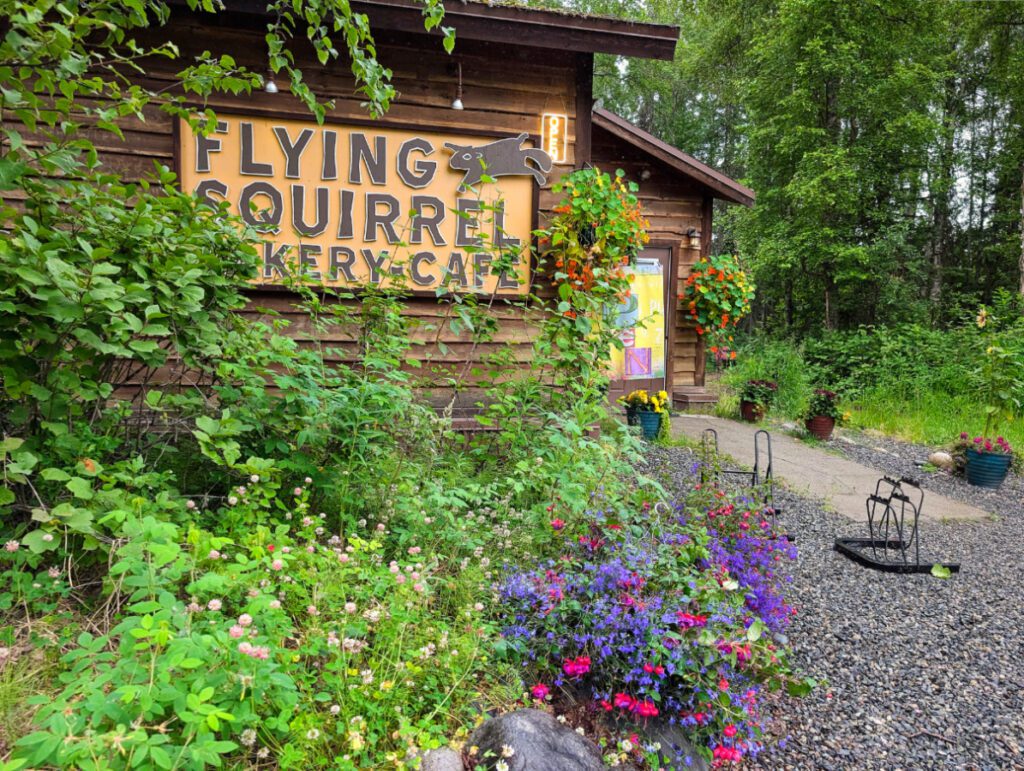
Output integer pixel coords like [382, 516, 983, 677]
[672, 415, 988, 522]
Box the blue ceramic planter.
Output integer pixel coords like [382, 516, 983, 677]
[965, 448, 1012, 489]
[639, 410, 662, 440]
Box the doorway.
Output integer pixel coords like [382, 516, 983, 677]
[607, 245, 673, 403]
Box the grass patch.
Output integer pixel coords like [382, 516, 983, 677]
[847, 388, 1024, 449]
[0, 645, 58, 758]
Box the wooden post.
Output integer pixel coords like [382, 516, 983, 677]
[695, 196, 713, 388]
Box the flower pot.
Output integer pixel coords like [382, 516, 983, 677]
[739, 400, 764, 423]
[625, 406, 640, 426]
[965, 448, 1012, 489]
[638, 410, 662, 440]
[805, 415, 835, 441]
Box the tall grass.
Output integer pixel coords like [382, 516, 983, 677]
[716, 320, 1024, 451]
[848, 388, 1024, 449]
[717, 338, 811, 417]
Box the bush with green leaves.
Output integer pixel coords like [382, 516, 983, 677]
[8, 471, 504, 769]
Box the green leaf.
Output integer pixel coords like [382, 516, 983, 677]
[931, 564, 952, 579]
[20, 530, 57, 554]
[66, 477, 94, 500]
[0, 488, 14, 507]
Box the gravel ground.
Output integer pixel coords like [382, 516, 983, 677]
[646, 443, 1024, 771]
[824, 429, 1024, 517]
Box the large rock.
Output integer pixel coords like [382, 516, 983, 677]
[469, 709, 605, 771]
[419, 747, 464, 771]
[928, 450, 955, 471]
[641, 719, 710, 771]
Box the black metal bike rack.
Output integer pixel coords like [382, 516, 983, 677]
[834, 475, 960, 574]
[700, 428, 781, 519]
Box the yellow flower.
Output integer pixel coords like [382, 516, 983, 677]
[977, 308, 988, 328]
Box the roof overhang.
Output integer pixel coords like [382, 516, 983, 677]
[200, 0, 679, 61]
[593, 107, 754, 206]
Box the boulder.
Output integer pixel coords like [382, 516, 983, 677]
[928, 451, 955, 471]
[419, 747, 464, 771]
[469, 709, 605, 771]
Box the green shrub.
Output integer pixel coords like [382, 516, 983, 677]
[10, 476, 503, 769]
[721, 338, 810, 417]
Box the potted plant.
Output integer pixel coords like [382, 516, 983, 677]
[622, 389, 669, 439]
[738, 379, 777, 422]
[956, 434, 1014, 488]
[618, 390, 646, 426]
[956, 306, 1021, 488]
[803, 388, 842, 440]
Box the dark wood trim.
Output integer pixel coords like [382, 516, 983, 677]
[694, 196, 713, 388]
[662, 241, 681, 396]
[575, 53, 594, 169]
[173, 108, 546, 146]
[180, 0, 680, 61]
[171, 115, 182, 185]
[592, 108, 754, 206]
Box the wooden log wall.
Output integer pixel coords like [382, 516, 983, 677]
[27, 11, 714, 400]
[68, 13, 586, 399]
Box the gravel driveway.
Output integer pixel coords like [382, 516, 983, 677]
[647, 441, 1024, 771]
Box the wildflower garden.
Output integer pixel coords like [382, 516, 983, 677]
[8, 0, 1024, 768]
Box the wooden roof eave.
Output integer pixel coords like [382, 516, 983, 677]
[197, 0, 680, 61]
[593, 107, 754, 207]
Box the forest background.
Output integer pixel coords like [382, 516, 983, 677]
[549, 0, 1024, 444]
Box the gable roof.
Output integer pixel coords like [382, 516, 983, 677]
[593, 107, 754, 206]
[212, 0, 680, 60]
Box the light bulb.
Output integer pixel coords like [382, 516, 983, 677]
[265, 74, 278, 94]
[451, 97, 464, 110]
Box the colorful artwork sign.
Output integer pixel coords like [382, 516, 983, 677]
[179, 116, 548, 294]
[610, 260, 666, 380]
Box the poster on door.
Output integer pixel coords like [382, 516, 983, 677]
[609, 260, 665, 380]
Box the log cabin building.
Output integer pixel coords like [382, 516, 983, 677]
[105, 0, 754, 413]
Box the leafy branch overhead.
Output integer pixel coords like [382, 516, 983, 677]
[0, 0, 454, 185]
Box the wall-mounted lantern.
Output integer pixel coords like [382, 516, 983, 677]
[541, 113, 568, 163]
[687, 227, 702, 250]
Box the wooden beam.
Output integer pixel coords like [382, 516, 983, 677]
[192, 0, 680, 61]
[575, 53, 594, 168]
[592, 109, 755, 206]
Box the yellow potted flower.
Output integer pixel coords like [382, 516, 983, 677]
[621, 389, 669, 440]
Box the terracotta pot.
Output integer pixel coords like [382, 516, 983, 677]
[739, 400, 764, 423]
[804, 415, 836, 441]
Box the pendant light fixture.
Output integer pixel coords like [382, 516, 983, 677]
[265, 70, 279, 94]
[451, 61, 464, 110]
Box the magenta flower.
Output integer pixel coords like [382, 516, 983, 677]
[562, 655, 591, 678]
[531, 683, 550, 700]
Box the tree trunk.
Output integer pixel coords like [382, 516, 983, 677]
[1019, 161, 1024, 297]
[929, 75, 958, 309]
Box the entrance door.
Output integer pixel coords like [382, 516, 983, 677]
[608, 246, 672, 403]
